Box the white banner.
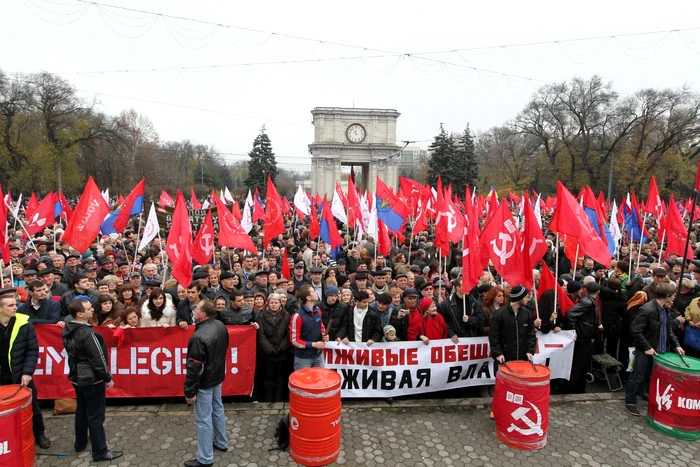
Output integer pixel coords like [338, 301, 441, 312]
[324, 331, 575, 398]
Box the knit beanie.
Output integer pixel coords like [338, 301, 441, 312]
[419, 297, 434, 313]
[509, 285, 529, 302]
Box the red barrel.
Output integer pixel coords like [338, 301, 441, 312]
[493, 361, 550, 450]
[288, 368, 341, 466]
[0, 385, 36, 467]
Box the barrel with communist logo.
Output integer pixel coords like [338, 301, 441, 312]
[493, 361, 551, 450]
[288, 368, 342, 467]
[0, 385, 36, 467]
[647, 353, 700, 441]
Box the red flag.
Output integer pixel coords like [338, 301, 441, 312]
[645, 176, 663, 220]
[413, 197, 429, 234]
[231, 200, 242, 220]
[217, 197, 258, 254]
[62, 178, 110, 253]
[665, 194, 694, 260]
[377, 219, 391, 256]
[462, 185, 482, 291]
[521, 194, 548, 288]
[281, 247, 290, 279]
[112, 178, 145, 233]
[190, 188, 202, 210]
[0, 185, 10, 264]
[58, 191, 73, 221]
[347, 176, 363, 228]
[282, 197, 290, 213]
[549, 182, 611, 266]
[309, 204, 320, 240]
[447, 194, 465, 245]
[252, 188, 265, 223]
[25, 192, 55, 236]
[159, 190, 175, 208]
[117, 195, 125, 206]
[479, 201, 527, 286]
[26, 192, 39, 217]
[434, 177, 450, 254]
[399, 176, 432, 202]
[166, 191, 192, 264]
[484, 190, 499, 225]
[538, 263, 574, 316]
[167, 191, 193, 286]
[190, 210, 214, 266]
[597, 191, 608, 219]
[264, 176, 285, 250]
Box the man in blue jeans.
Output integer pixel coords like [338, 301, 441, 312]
[289, 284, 328, 370]
[625, 283, 685, 416]
[184, 300, 230, 467]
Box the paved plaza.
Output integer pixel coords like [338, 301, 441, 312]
[36, 394, 698, 467]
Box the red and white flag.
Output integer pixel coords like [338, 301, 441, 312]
[190, 210, 214, 266]
[167, 191, 193, 286]
[25, 192, 55, 236]
[479, 201, 527, 286]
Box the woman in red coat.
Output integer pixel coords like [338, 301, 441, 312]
[419, 297, 448, 343]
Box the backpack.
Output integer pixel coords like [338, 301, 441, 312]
[270, 414, 289, 452]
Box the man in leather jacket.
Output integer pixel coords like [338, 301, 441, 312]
[62, 298, 122, 462]
[564, 282, 601, 394]
[439, 277, 484, 339]
[184, 300, 229, 467]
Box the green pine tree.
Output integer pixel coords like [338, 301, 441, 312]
[426, 124, 458, 188]
[245, 125, 278, 197]
[456, 124, 479, 195]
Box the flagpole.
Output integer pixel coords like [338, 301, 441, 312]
[4, 203, 38, 253]
[636, 213, 647, 269]
[131, 213, 144, 273]
[679, 188, 698, 279]
[658, 230, 666, 264]
[572, 244, 580, 278]
[554, 233, 560, 314]
[628, 230, 634, 278]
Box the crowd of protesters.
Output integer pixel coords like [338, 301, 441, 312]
[0, 192, 699, 460]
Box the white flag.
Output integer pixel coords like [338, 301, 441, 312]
[224, 187, 235, 204]
[331, 184, 348, 224]
[245, 189, 254, 208]
[202, 200, 211, 210]
[367, 193, 378, 239]
[534, 193, 543, 229]
[137, 203, 160, 252]
[241, 201, 253, 234]
[609, 201, 622, 253]
[101, 188, 109, 203]
[359, 192, 371, 234]
[13, 193, 22, 217]
[294, 186, 311, 216]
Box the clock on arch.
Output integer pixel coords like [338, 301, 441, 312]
[346, 123, 366, 143]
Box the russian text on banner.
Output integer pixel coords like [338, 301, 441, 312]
[324, 331, 575, 398]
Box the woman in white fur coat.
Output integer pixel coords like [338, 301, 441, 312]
[140, 288, 176, 327]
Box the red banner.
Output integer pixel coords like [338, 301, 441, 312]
[33, 325, 256, 400]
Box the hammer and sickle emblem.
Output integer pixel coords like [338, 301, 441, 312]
[490, 232, 515, 265]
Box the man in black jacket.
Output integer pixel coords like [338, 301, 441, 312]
[184, 300, 229, 467]
[336, 290, 383, 345]
[0, 293, 50, 449]
[564, 282, 602, 394]
[18, 281, 62, 324]
[439, 277, 484, 340]
[60, 274, 100, 317]
[489, 285, 536, 363]
[62, 298, 122, 462]
[625, 283, 685, 416]
[177, 283, 203, 329]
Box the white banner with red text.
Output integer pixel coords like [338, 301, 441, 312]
[32, 325, 256, 399]
[323, 331, 575, 398]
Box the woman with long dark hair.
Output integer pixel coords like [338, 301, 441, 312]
[95, 295, 122, 327]
[140, 288, 176, 327]
[117, 284, 137, 308]
[255, 293, 290, 402]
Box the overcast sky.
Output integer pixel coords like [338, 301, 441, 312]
[4, 0, 700, 171]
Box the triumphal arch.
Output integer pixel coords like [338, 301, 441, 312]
[309, 107, 401, 196]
